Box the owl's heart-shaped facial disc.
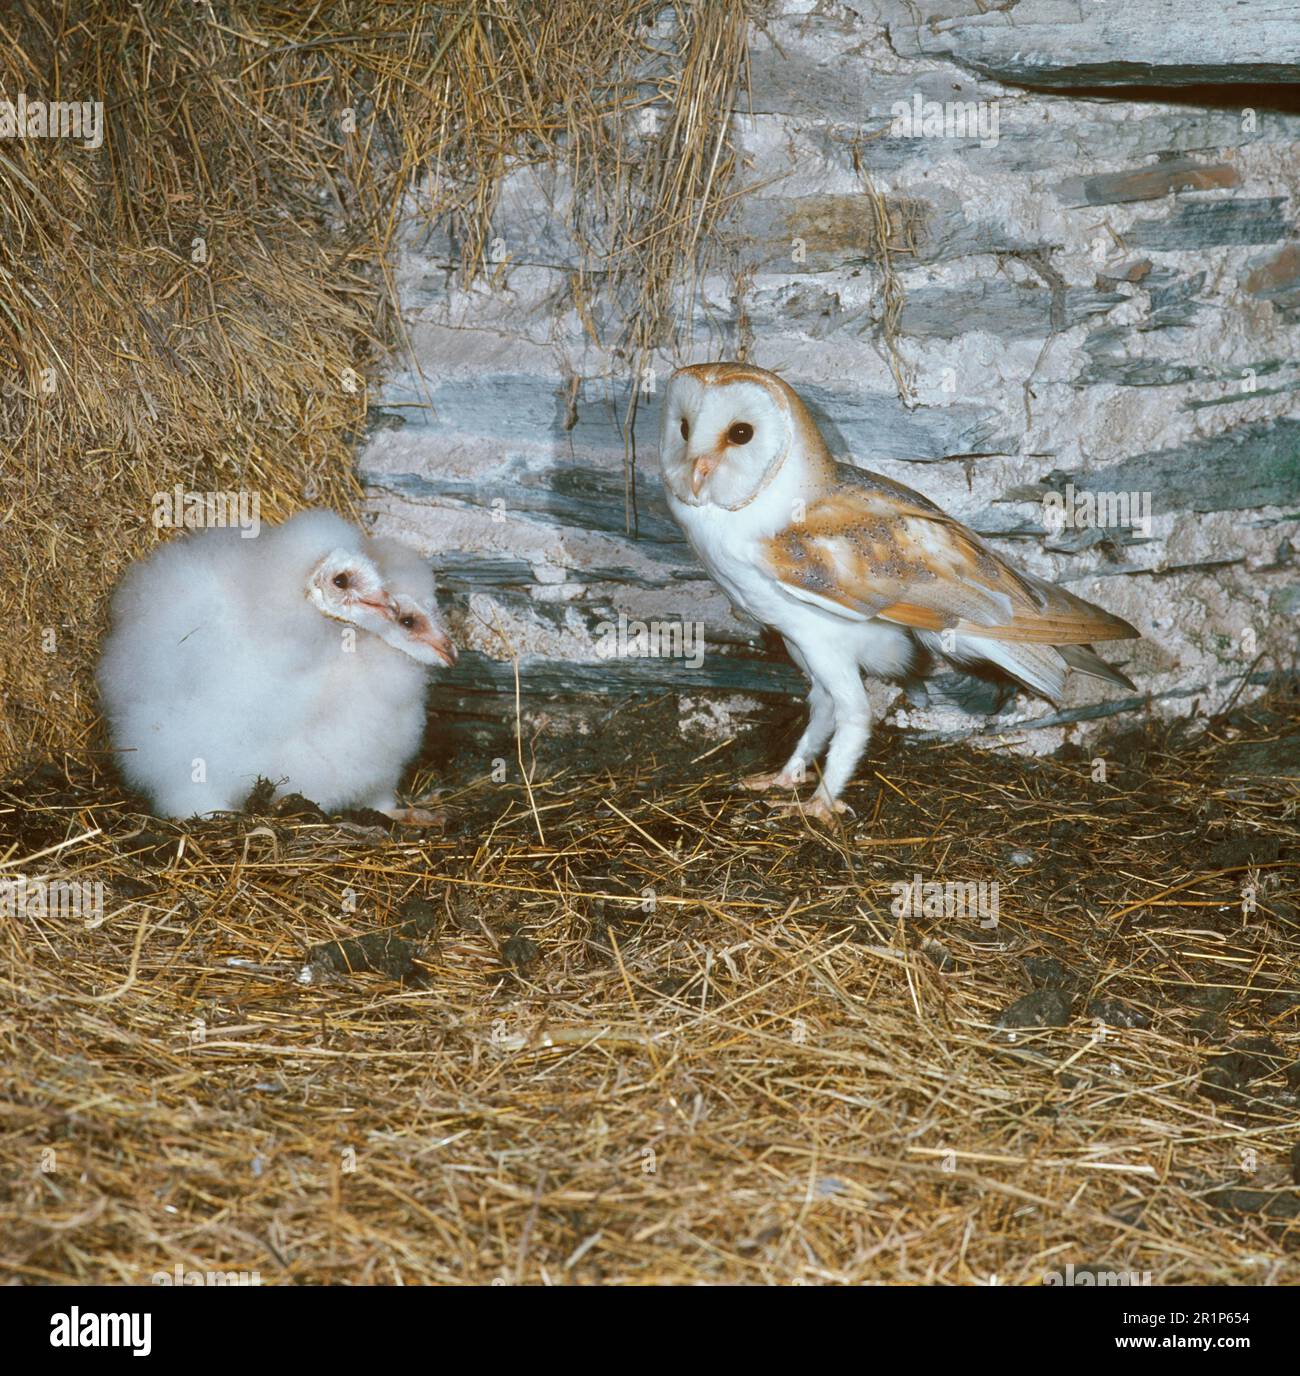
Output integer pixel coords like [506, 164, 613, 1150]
[660, 370, 791, 510]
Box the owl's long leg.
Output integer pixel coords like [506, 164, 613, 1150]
[764, 654, 871, 821]
[783, 684, 838, 783]
[741, 685, 834, 791]
[791, 682, 835, 770]
[809, 657, 872, 810]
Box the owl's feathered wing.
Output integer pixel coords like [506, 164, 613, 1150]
[760, 461, 1139, 700]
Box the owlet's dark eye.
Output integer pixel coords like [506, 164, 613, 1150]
[399, 615, 416, 630]
[332, 572, 350, 589]
[679, 417, 689, 441]
[728, 421, 754, 445]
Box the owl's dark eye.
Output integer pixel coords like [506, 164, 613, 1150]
[679, 417, 689, 441]
[332, 572, 350, 589]
[728, 421, 754, 445]
[399, 614, 417, 630]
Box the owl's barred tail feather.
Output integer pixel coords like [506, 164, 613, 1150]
[1057, 642, 1138, 692]
[949, 572, 1139, 700]
[912, 560, 1139, 702]
[934, 633, 1136, 704]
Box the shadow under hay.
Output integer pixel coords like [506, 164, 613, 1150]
[1, 683, 1297, 1284]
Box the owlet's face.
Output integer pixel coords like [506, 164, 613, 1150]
[377, 592, 458, 668]
[660, 371, 791, 510]
[308, 549, 392, 632]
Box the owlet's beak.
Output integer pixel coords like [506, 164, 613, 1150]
[423, 627, 457, 667]
[358, 591, 396, 616]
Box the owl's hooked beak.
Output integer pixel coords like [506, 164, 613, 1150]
[352, 590, 395, 617]
[424, 628, 457, 668]
[690, 448, 724, 496]
[401, 616, 457, 667]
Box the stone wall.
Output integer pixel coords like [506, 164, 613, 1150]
[359, 1, 1299, 755]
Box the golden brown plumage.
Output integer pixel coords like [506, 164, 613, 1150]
[762, 463, 1141, 649]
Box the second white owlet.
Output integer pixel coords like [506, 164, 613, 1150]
[659, 362, 1140, 823]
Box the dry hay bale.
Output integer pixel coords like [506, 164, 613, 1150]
[0, 0, 749, 776]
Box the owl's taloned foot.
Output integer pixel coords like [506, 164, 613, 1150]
[739, 768, 801, 793]
[382, 805, 448, 828]
[766, 795, 849, 826]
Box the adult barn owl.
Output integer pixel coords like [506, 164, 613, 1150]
[659, 362, 1139, 822]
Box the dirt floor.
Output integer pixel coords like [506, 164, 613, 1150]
[2, 683, 1298, 1285]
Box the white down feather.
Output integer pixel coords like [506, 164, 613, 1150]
[97, 511, 453, 819]
[266, 535, 454, 814]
